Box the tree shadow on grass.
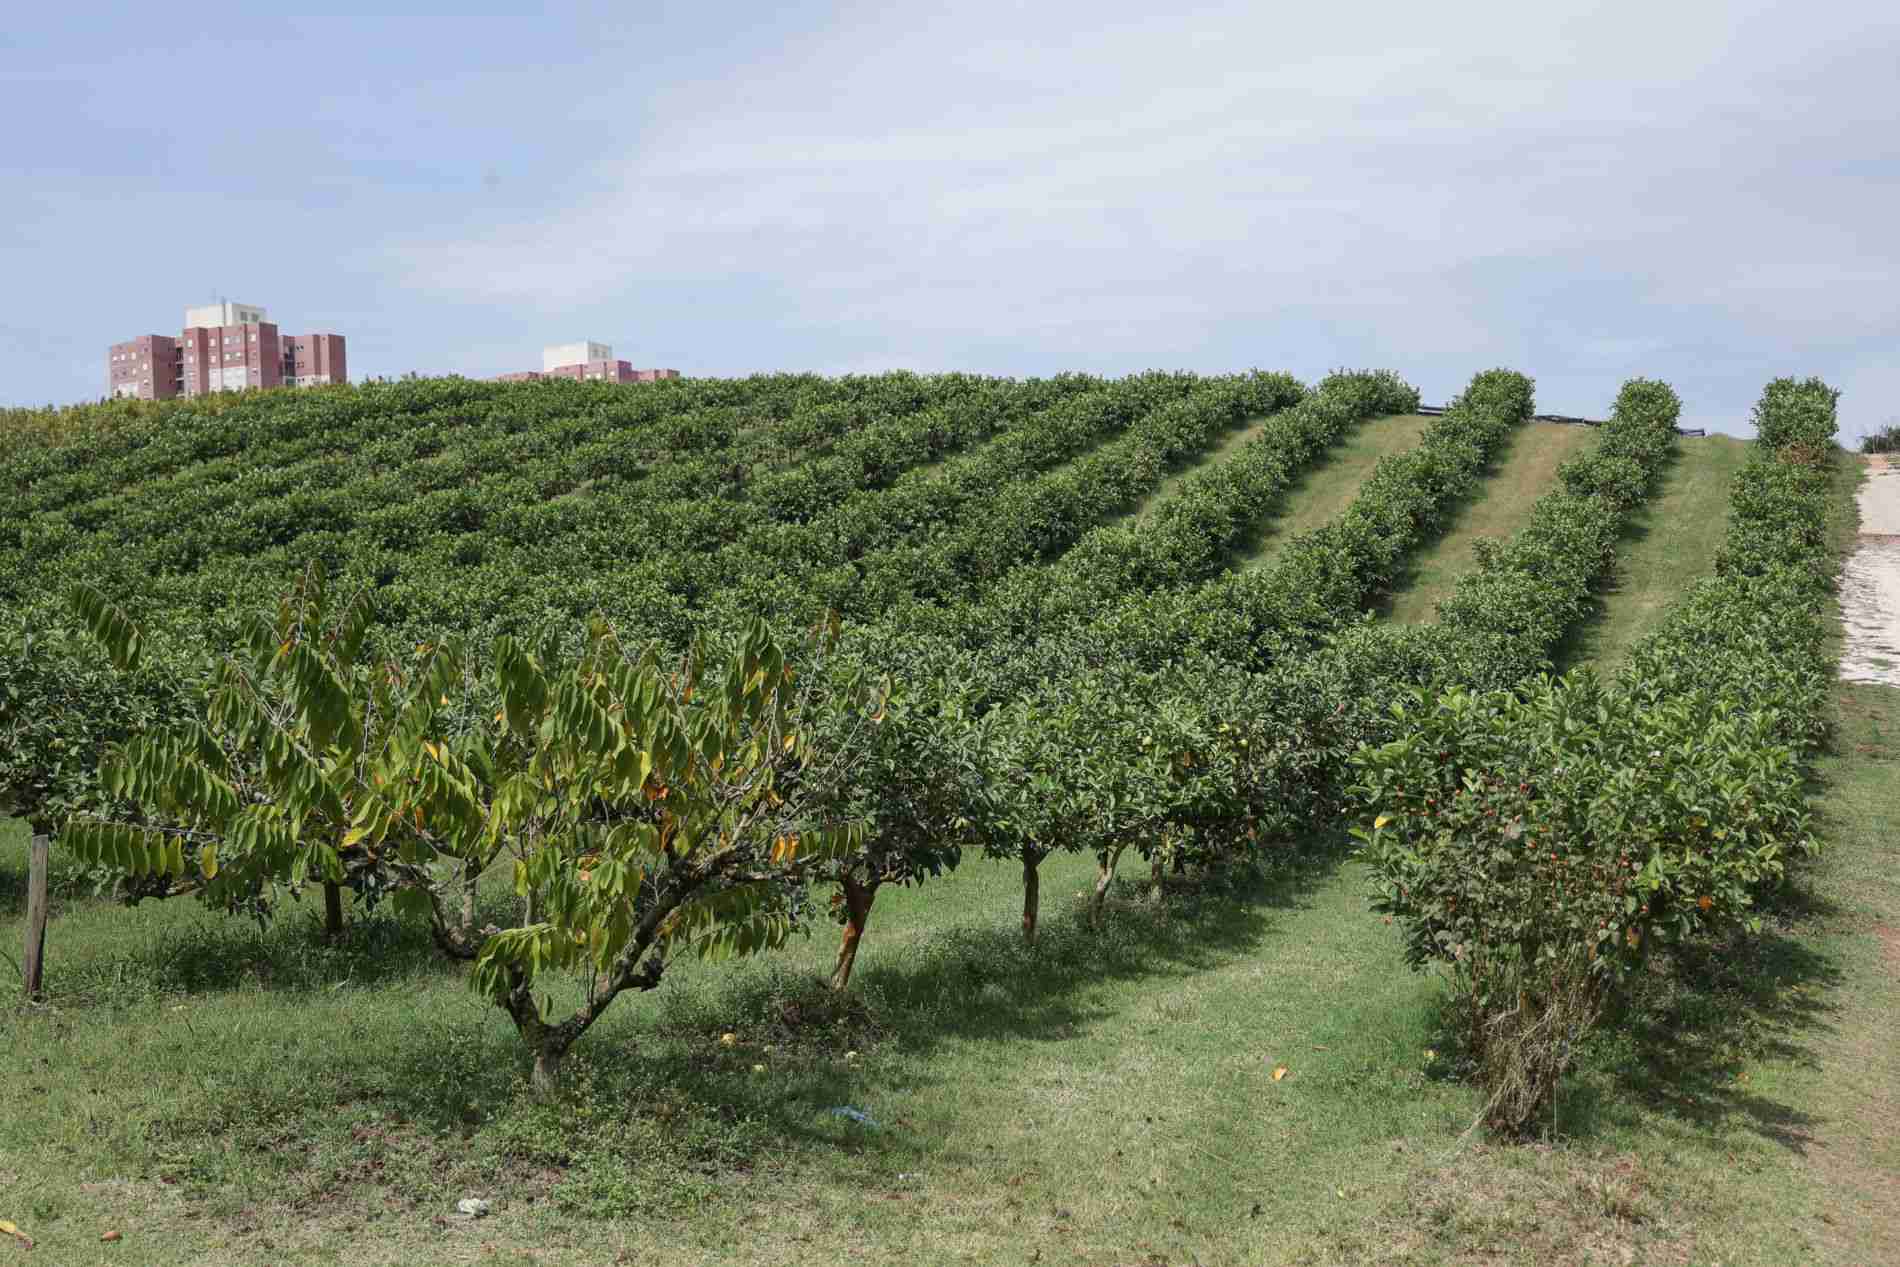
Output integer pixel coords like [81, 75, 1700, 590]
[1555, 915, 1842, 1153]
[21, 839, 1361, 1188]
[364, 844, 1352, 1147]
[668, 843, 1352, 1063]
[30, 887, 525, 1003]
[112, 843, 1353, 1209]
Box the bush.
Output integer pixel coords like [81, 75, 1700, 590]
[1750, 376, 1839, 455]
[1350, 670, 1803, 1132]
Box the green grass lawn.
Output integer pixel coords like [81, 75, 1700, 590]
[0, 828, 1477, 1265]
[1557, 434, 1753, 669]
[1236, 413, 1436, 568]
[3, 457, 1893, 1266]
[1382, 422, 1599, 623]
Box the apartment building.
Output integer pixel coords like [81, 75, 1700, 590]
[106, 301, 347, 400]
[495, 341, 678, 384]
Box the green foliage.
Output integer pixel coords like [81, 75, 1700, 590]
[0, 371, 1116, 864]
[61, 566, 462, 917]
[1352, 671, 1802, 967]
[457, 615, 879, 996]
[1749, 376, 1840, 455]
[59, 565, 885, 1080]
[1353, 375, 1839, 1132]
[0, 609, 186, 836]
[12, 359, 1839, 1127]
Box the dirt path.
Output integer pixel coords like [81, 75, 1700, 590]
[1839, 456, 1900, 687]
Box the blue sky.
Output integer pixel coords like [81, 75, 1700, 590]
[5, 1, 1897, 440]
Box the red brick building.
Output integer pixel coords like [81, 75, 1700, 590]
[107, 302, 347, 401]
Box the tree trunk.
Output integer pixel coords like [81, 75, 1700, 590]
[22, 835, 50, 1002]
[532, 1043, 564, 1096]
[1022, 852, 1042, 945]
[830, 874, 878, 992]
[1091, 845, 1125, 926]
[503, 973, 568, 1098]
[322, 880, 344, 938]
[1150, 853, 1166, 902]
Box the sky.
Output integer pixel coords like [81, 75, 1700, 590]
[4, 0, 1897, 440]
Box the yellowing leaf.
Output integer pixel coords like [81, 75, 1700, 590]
[1374, 814, 1392, 830]
[200, 845, 219, 880]
[0, 1219, 33, 1249]
[1272, 1065, 1288, 1082]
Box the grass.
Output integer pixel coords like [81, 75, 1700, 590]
[1382, 422, 1599, 623]
[1557, 434, 1753, 669]
[2, 460, 1894, 1266]
[0, 832, 1479, 1265]
[1236, 413, 1437, 568]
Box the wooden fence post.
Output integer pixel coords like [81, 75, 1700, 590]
[22, 834, 49, 1002]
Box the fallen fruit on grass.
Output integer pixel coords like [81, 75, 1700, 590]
[102, 1230, 124, 1242]
[1271, 1065, 1288, 1082]
[0, 1220, 34, 1250]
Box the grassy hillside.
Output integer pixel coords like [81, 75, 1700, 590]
[1382, 421, 1598, 623]
[5, 598, 1893, 1266]
[5, 376, 1888, 1264]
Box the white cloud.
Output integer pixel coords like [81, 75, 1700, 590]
[388, 0, 1900, 432]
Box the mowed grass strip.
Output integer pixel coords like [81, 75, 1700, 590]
[1382, 421, 1598, 623]
[1557, 434, 1752, 669]
[1236, 413, 1436, 569]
